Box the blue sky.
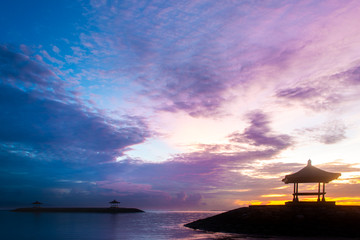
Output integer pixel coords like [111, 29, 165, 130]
[1, 0, 360, 210]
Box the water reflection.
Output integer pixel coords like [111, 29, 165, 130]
[1, 210, 234, 240]
[0, 211, 348, 240]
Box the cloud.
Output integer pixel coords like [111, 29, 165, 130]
[317, 161, 360, 173]
[275, 62, 360, 112]
[276, 87, 318, 100]
[73, 0, 360, 120]
[52, 46, 60, 54]
[297, 120, 346, 144]
[149, 63, 228, 117]
[0, 45, 61, 91]
[40, 50, 64, 65]
[275, 81, 341, 111]
[77, 1, 296, 117]
[0, 46, 154, 207]
[0, 46, 150, 161]
[333, 65, 360, 85]
[125, 111, 294, 194]
[228, 111, 292, 150]
[0, 84, 149, 162]
[70, 110, 293, 208]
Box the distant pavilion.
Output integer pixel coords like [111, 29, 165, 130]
[109, 200, 120, 208]
[32, 201, 42, 208]
[282, 160, 341, 204]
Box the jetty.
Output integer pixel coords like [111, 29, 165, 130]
[186, 160, 360, 237]
[12, 207, 144, 213]
[12, 199, 144, 213]
[185, 205, 360, 237]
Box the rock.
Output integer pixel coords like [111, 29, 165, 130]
[185, 205, 360, 237]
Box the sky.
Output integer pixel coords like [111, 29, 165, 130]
[1, 0, 360, 210]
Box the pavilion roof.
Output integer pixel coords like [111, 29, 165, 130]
[282, 160, 341, 184]
[109, 200, 120, 204]
[32, 201, 42, 204]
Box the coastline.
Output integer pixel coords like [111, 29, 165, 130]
[185, 205, 360, 237]
[11, 207, 144, 213]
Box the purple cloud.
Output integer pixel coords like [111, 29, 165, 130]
[276, 63, 360, 111]
[333, 65, 360, 85]
[119, 111, 293, 198]
[276, 87, 318, 99]
[150, 63, 228, 117]
[228, 111, 292, 150]
[76, 111, 294, 209]
[0, 45, 61, 91]
[77, 2, 298, 117]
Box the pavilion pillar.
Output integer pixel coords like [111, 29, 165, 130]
[322, 183, 326, 202]
[295, 183, 299, 202]
[293, 183, 296, 201]
[317, 182, 321, 202]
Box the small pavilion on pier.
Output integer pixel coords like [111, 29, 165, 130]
[32, 201, 42, 208]
[109, 199, 120, 208]
[282, 160, 341, 204]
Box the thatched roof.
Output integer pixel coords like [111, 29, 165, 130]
[32, 201, 42, 204]
[109, 200, 120, 204]
[282, 160, 341, 184]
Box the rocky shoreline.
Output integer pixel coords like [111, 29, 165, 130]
[12, 207, 144, 213]
[185, 205, 360, 237]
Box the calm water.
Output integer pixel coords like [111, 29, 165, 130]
[0, 210, 350, 240]
[0, 210, 237, 240]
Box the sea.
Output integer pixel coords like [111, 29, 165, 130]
[0, 210, 349, 240]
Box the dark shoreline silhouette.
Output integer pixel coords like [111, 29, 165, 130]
[12, 207, 144, 213]
[185, 205, 360, 237]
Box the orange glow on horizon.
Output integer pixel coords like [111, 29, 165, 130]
[267, 200, 287, 205]
[327, 197, 360, 205]
[261, 194, 287, 198]
[234, 196, 360, 206]
[234, 200, 262, 206]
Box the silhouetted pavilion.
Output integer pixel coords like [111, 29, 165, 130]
[32, 201, 42, 208]
[109, 199, 120, 208]
[282, 160, 341, 203]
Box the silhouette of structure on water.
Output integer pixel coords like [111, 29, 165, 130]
[13, 199, 143, 213]
[32, 201, 42, 208]
[282, 159, 341, 204]
[109, 199, 120, 208]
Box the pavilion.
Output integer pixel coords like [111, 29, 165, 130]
[32, 201, 42, 208]
[282, 160, 341, 204]
[109, 199, 120, 208]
